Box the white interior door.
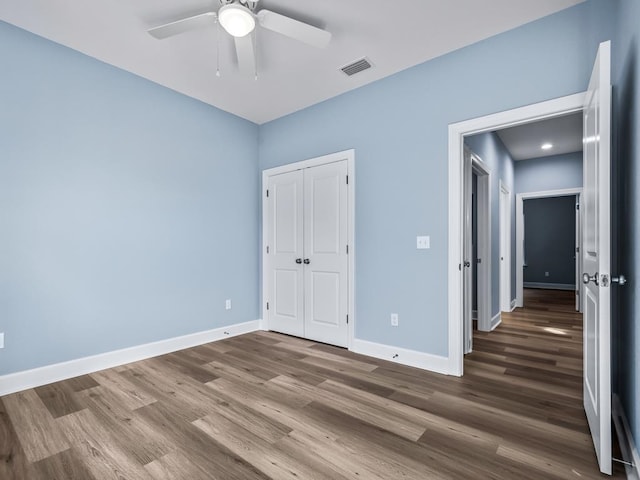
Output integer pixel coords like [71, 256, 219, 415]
[499, 183, 511, 312]
[266, 170, 304, 337]
[463, 151, 473, 353]
[266, 160, 349, 347]
[303, 161, 349, 347]
[582, 40, 612, 475]
[575, 195, 582, 312]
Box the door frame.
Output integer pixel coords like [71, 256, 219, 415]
[464, 149, 492, 335]
[448, 92, 585, 376]
[261, 149, 356, 349]
[515, 188, 583, 308]
[499, 181, 512, 313]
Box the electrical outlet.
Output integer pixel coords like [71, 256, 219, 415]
[391, 313, 399, 326]
[545, 271, 550, 277]
[0, 332, 4, 349]
[225, 299, 232, 310]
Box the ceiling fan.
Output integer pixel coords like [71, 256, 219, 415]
[148, 0, 331, 77]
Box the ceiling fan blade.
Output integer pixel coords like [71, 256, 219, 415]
[148, 12, 217, 39]
[257, 10, 331, 48]
[234, 33, 256, 76]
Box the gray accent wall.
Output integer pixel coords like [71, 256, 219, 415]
[523, 196, 577, 287]
[612, 0, 640, 459]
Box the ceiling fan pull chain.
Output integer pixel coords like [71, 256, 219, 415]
[254, 27, 258, 80]
[216, 19, 221, 77]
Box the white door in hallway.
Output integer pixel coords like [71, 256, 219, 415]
[582, 40, 612, 476]
[265, 160, 349, 347]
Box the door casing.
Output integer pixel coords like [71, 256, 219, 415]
[515, 188, 583, 309]
[499, 181, 512, 313]
[261, 149, 355, 349]
[448, 92, 586, 377]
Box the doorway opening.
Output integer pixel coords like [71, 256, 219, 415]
[515, 188, 583, 311]
[448, 92, 585, 376]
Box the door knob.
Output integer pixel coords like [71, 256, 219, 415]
[303, 258, 310, 264]
[463, 261, 471, 268]
[295, 258, 302, 264]
[582, 272, 599, 285]
[611, 275, 627, 286]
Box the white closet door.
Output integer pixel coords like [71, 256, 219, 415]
[266, 170, 304, 337]
[303, 161, 349, 347]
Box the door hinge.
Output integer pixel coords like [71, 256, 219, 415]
[576, 246, 580, 253]
[266, 245, 269, 254]
[266, 302, 269, 310]
[346, 175, 349, 185]
[346, 245, 349, 254]
[346, 314, 349, 324]
[576, 203, 579, 210]
[266, 189, 269, 198]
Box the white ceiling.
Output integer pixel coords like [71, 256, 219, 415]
[0, 0, 585, 124]
[497, 112, 583, 161]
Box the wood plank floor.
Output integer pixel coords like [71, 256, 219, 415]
[0, 289, 625, 479]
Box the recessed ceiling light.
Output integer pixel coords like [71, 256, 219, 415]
[541, 142, 553, 150]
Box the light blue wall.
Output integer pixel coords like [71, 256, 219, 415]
[514, 152, 583, 194]
[465, 132, 515, 317]
[0, 21, 260, 375]
[258, 1, 616, 356]
[612, 0, 640, 456]
[523, 196, 577, 285]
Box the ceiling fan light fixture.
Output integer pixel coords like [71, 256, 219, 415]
[218, 4, 255, 37]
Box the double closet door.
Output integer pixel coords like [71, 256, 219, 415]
[265, 160, 349, 347]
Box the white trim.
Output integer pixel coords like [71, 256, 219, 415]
[490, 312, 502, 331]
[448, 92, 585, 376]
[0, 320, 261, 397]
[613, 394, 640, 480]
[499, 181, 512, 313]
[515, 187, 582, 307]
[510, 299, 517, 311]
[471, 151, 492, 333]
[523, 282, 576, 290]
[261, 149, 356, 349]
[351, 338, 450, 375]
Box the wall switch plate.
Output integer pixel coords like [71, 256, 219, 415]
[416, 236, 430, 249]
[0, 333, 4, 349]
[225, 299, 232, 310]
[545, 272, 550, 277]
[391, 313, 399, 326]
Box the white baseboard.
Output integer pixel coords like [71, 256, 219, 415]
[350, 338, 450, 375]
[0, 320, 261, 397]
[510, 299, 517, 311]
[523, 282, 575, 291]
[613, 394, 640, 479]
[491, 312, 502, 331]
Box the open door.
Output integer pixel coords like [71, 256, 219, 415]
[463, 149, 473, 353]
[582, 40, 611, 475]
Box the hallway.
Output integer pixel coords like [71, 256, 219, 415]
[465, 288, 625, 478]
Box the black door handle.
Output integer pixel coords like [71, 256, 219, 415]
[303, 259, 310, 264]
[295, 258, 302, 264]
